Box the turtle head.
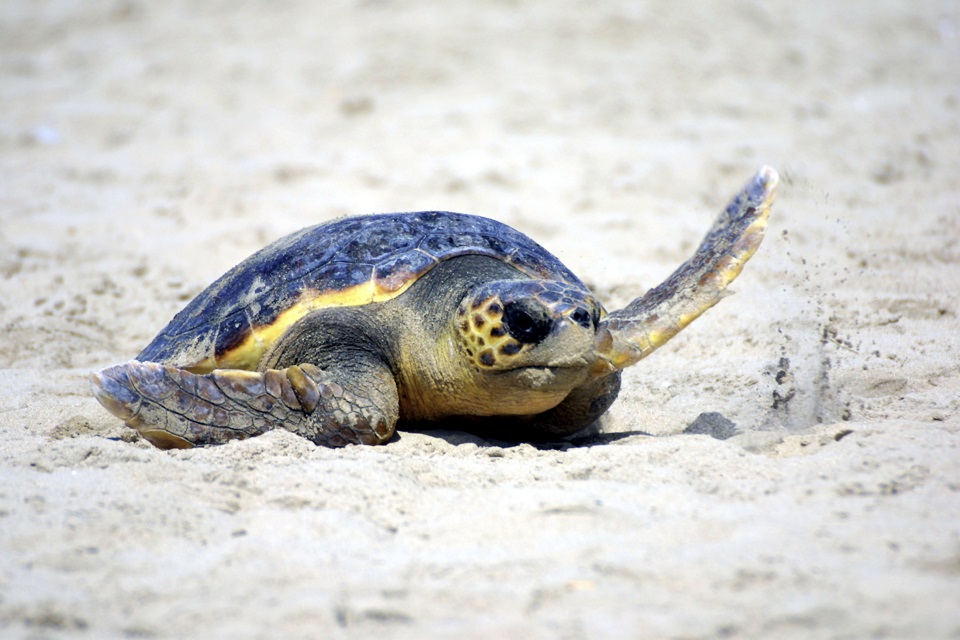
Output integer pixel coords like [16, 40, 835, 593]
[455, 280, 603, 383]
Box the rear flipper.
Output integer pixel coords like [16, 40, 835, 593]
[90, 361, 398, 449]
[594, 166, 779, 374]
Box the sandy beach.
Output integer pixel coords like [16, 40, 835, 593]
[1, 1, 958, 637]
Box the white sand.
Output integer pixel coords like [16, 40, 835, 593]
[1, 1, 958, 637]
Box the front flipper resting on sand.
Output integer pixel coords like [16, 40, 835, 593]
[593, 166, 779, 375]
[90, 359, 399, 449]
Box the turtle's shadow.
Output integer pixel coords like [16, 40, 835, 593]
[533, 430, 652, 450]
[399, 424, 652, 452]
[400, 410, 741, 451]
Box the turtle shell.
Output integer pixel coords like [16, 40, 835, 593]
[138, 211, 585, 372]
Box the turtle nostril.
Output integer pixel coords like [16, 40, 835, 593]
[571, 308, 592, 328]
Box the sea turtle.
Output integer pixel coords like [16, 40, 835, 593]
[91, 167, 778, 450]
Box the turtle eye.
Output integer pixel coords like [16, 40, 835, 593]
[503, 300, 552, 344]
[571, 308, 593, 329]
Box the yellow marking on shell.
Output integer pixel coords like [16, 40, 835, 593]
[187, 278, 420, 374]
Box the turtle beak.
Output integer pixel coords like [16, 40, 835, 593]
[536, 315, 598, 369]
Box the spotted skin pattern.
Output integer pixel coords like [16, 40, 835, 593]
[457, 296, 513, 368]
[456, 281, 603, 369]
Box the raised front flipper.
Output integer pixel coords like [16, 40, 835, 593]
[594, 166, 779, 375]
[90, 361, 398, 449]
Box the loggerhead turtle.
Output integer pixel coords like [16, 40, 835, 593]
[91, 167, 778, 449]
